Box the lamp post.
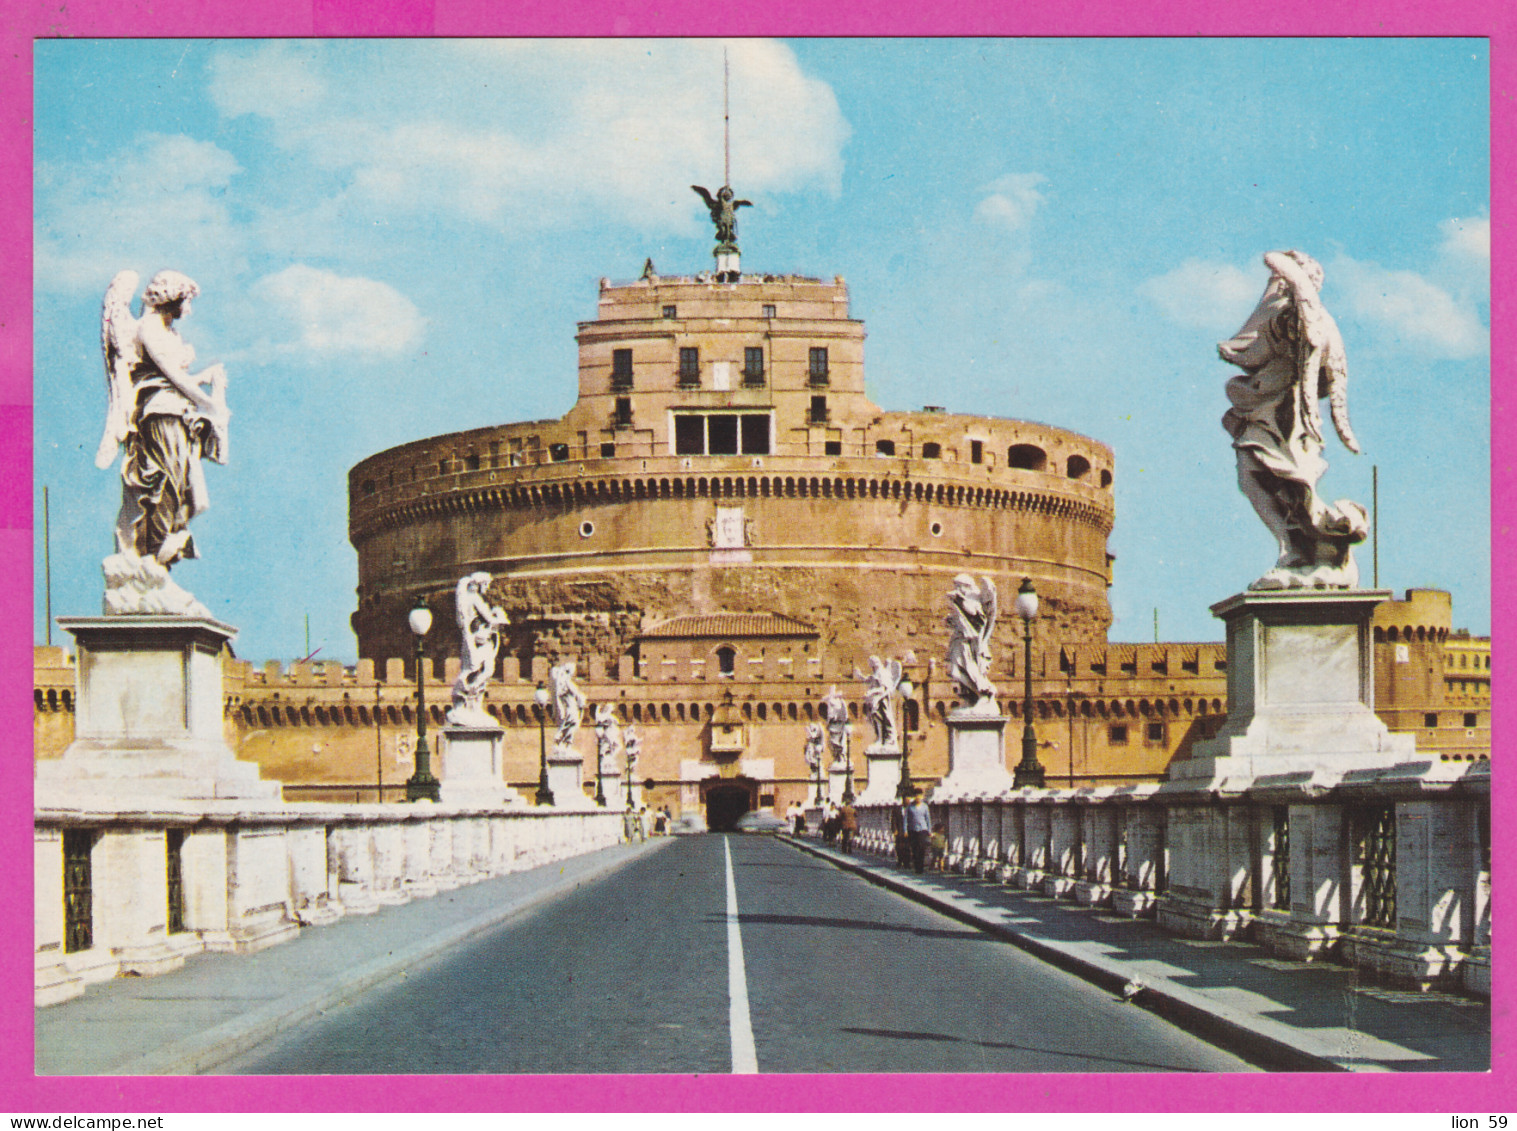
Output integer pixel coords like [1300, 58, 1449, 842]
[896, 675, 915, 799]
[534, 681, 553, 805]
[594, 726, 607, 807]
[842, 722, 855, 803]
[1013, 577, 1047, 789]
[405, 598, 441, 802]
[811, 741, 823, 807]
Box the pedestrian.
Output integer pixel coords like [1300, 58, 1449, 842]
[639, 805, 651, 840]
[823, 802, 840, 845]
[789, 801, 806, 836]
[654, 808, 668, 836]
[838, 799, 858, 855]
[891, 800, 910, 867]
[930, 822, 948, 872]
[904, 792, 932, 874]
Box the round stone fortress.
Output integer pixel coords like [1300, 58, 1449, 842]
[348, 270, 1116, 674]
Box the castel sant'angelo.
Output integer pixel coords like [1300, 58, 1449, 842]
[34, 184, 1491, 828]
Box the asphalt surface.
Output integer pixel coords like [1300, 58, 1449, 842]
[219, 834, 1255, 1074]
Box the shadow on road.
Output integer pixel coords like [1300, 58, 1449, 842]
[709, 910, 992, 941]
[837, 1026, 1218, 1073]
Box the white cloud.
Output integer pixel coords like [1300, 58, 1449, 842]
[35, 134, 243, 294]
[1138, 259, 1261, 331]
[1438, 215, 1489, 267]
[1331, 255, 1486, 359]
[206, 39, 848, 233]
[973, 173, 1047, 232]
[251, 265, 425, 356]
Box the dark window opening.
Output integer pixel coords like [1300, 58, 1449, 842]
[741, 414, 771, 454]
[438, 459, 450, 476]
[1108, 724, 1128, 745]
[1007, 444, 1046, 471]
[613, 397, 633, 428]
[809, 395, 829, 425]
[717, 646, 736, 676]
[824, 441, 843, 456]
[1067, 454, 1091, 480]
[362, 479, 376, 495]
[708, 414, 739, 455]
[1464, 712, 1478, 728]
[1424, 712, 1439, 728]
[875, 439, 896, 456]
[600, 442, 617, 459]
[662, 305, 677, 319]
[809, 347, 830, 385]
[675, 415, 705, 455]
[611, 348, 633, 389]
[549, 443, 570, 462]
[970, 439, 984, 464]
[921, 442, 941, 459]
[762, 304, 776, 318]
[1145, 722, 1167, 744]
[678, 347, 700, 387]
[743, 346, 765, 384]
[464, 452, 481, 471]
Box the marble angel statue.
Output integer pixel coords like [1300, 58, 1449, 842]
[821, 685, 851, 768]
[803, 722, 825, 776]
[593, 704, 623, 774]
[1218, 250, 1367, 590]
[946, 575, 998, 711]
[549, 661, 587, 750]
[859, 655, 904, 749]
[96, 270, 230, 614]
[447, 572, 508, 726]
[623, 723, 642, 778]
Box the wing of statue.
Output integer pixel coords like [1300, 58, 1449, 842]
[885, 659, 902, 687]
[979, 578, 999, 638]
[852, 666, 868, 682]
[691, 184, 718, 214]
[733, 199, 753, 210]
[96, 270, 140, 469]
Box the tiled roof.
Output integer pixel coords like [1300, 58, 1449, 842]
[639, 613, 817, 640]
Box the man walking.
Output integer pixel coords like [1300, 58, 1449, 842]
[838, 799, 858, 855]
[904, 792, 933, 874]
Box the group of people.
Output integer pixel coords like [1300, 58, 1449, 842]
[814, 800, 860, 854]
[891, 793, 945, 874]
[622, 805, 676, 841]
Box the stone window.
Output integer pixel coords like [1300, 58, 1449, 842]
[1067, 454, 1091, 480]
[600, 441, 616, 458]
[824, 441, 842, 456]
[611, 348, 634, 390]
[763, 303, 776, 318]
[1424, 712, 1439, 728]
[717, 646, 737, 676]
[743, 346, 765, 385]
[809, 395, 829, 424]
[970, 439, 984, 464]
[549, 443, 570, 462]
[663, 305, 677, 318]
[1465, 712, 1478, 728]
[1008, 444, 1045, 471]
[678, 347, 700, 387]
[1108, 724, 1128, 745]
[1145, 722, 1166, 744]
[362, 479, 376, 495]
[438, 458, 450, 476]
[613, 397, 633, 428]
[875, 439, 896, 456]
[921, 442, 941, 459]
[809, 347, 830, 385]
[465, 452, 481, 471]
[673, 412, 771, 456]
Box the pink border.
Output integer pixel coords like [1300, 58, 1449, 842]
[4, 1, 1509, 1113]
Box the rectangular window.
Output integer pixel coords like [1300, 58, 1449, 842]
[662, 305, 677, 319]
[600, 442, 616, 459]
[809, 395, 829, 424]
[743, 346, 765, 383]
[548, 443, 570, 462]
[1146, 722, 1166, 744]
[1108, 724, 1128, 745]
[875, 439, 896, 456]
[824, 440, 842, 456]
[740, 414, 771, 454]
[465, 452, 481, 471]
[809, 347, 830, 384]
[611, 348, 633, 389]
[613, 397, 633, 428]
[1465, 712, 1478, 728]
[708, 414, 739, 455]
[971, 439, 984, 464]
[678, 347, 700, 386]
[674, 414, 705, 455]
[1424, 712, 1439, 728]
[762, 303, 776, 318]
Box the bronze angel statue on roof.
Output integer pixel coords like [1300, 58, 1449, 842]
[1218, 250, 1367, 590]
[691, 184, 751, 248]
[98, 269, 229, 571]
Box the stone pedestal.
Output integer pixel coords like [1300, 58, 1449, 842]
[599, 766, 625, 810]
[856, 745, 903, 804]
[1170, 591, 1414, 786]
[546, 749, 597, 809]
[827, 763, 851, 803]
[38, 616, 279, 802]
[932, 709, 1014, 799]
[438, 725, 523, 808]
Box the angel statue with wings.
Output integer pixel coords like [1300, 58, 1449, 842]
[549, 661, 587, 751]
[1218, 250, 1367, 590]
[97, 270, 229, 574]
[593, 704, 623, 775]
[946, 575, 998, 712]
[859, 655, 905, 749]
[690, 184, 751, 248]
[446, 572, 508, 727]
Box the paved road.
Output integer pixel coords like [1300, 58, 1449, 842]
[222, 834, 1257, 1074]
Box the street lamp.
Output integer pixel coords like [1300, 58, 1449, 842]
[405, 598, 441, 802]
[896, 675, 916, 799]
[1013, 577, 1047, 789]
[842, 721, 856, 803]
[534, 681, 553, 805]
[594, 721, 607, 807]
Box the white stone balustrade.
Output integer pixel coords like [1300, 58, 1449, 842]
[853, 757, 1489, 994]
[34, 801, 622, 1007]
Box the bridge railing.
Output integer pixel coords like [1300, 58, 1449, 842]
[35, 801, 623, 1007]
[854, 760, 1490, 996]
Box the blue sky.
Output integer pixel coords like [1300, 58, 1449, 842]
[33, 38, 1490, 662]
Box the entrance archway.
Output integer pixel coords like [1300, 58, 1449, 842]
[703, 779, 757, 832]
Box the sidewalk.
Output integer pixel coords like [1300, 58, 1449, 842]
[36, 837, 672, 1076]
[786, 836, 1489, 1073]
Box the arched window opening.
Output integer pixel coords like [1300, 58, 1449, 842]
[716, 646, 737, 676]
[1008, 444, 1046, 471]
[1066, 454, 1091, 480]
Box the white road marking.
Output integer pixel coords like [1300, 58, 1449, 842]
[724, 837, 759, 1074]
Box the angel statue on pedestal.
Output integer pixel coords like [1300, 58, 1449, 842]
[96, 269, 230, 616]
[1219, 250, 1367, 590]
[946, 575, 998, 712]
[858, 655, 909, 749]
[447, 572, 508, 727]
[549, 661, 587, 752]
